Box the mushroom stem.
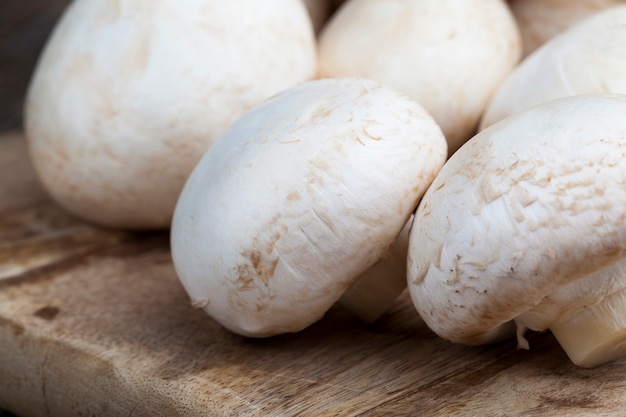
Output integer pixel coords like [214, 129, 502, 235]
[550, 287, 626, 368]
[339, 256, 408, 323]
[339, 216, 413, 323]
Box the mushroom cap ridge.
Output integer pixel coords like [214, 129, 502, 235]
[408, 94, 626, 345]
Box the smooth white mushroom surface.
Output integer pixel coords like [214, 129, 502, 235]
[171, 78, 447, 337]
[407, 94, 626, 368]
[481, 5, 626, 129]
[317, 0, 521, 154]
[25, 0, 316, 229]
[509, 0, 626, 58]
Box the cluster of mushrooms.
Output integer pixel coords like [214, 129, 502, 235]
[24, 0, 626, 368]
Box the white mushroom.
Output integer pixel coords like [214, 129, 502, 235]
[509, 0, 626, 58]
[171, 78, 447, 337]
[317, 0, 521, 154]
[481, 5, 626, 129]
[24, 0, 316, 229]
[407, 94, 626, 368]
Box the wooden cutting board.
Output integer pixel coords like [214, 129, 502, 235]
[1, 132, 626, 417]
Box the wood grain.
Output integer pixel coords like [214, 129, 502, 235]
[1, 133, 626, 417]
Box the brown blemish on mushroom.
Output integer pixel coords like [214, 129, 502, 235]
[226, 290, 249, 311]
[265, 231, 283, 254]
[478, 175, 501, 205]
[446, 257, 462, 286]
[308, 106, 334, 122]
[235, 264, 255, 291]
[350, 127, 366, 146]
[246, 250, 279, 286]
[235, 251, 279, 289]
[234, 215, 285, 294]
[433, 245, 444, 270]
[286, 191, 301, 201]
[363, 124, 382, 141]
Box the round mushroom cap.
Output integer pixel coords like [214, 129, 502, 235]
[24, 0, 316, 229]
[407, 94, 626, 346]
[317, 0, 521, 154]
[509, 0, 626, 58]
[171, 78, 447, 337]
[481, 5, 626, 129]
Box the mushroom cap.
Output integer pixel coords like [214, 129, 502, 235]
[481, 5, 626, 129]
[317, 0, 521, 154]
[407, 94, 626, 345]
[509, 0, 626, 58]
[171, 78, 447, 337]
[24, 0, 316, 229]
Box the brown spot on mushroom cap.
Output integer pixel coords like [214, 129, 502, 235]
[307, 106, 335, 122]
[239, 250, 279, 287]
[286, 191, 301, 201]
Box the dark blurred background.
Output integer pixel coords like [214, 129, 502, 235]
[0, 3, 70, 415]
[0, 0, 71, 132]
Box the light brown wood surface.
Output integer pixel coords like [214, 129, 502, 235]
[1, 132, 626, 417]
